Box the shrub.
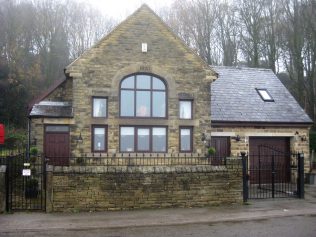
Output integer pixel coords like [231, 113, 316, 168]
[30, 147, 38, 156]
[208, 147, 216, 156]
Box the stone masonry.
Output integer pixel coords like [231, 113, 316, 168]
[64, 5, 215, 156]
[31, 5, 216, 156]
[47, 160, 242, 212]
[211, 126, 310, 171]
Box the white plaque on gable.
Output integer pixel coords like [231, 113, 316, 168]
[142, 43, 147, 52]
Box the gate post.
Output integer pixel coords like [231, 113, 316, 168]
[241, 152, 248, 202]
[0, 165, 6, 213]
[271, 154, 275, 198]
[297, 153, 305, 199]
[46, 165, 53, 212]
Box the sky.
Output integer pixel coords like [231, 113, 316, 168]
[79, 0, 175, 20]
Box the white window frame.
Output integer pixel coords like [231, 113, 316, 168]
[256, 89, 274, 102]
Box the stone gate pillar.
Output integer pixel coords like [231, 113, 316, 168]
[0, 165, 6, 213]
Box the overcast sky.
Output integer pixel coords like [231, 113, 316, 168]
[78, 0, 174, 20]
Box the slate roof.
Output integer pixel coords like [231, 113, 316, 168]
[29, 101, 73, 118]
[211, 66, 312, 124]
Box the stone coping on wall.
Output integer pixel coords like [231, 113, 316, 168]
[73, 153, 210, 158]
[48, 161, 242, 174]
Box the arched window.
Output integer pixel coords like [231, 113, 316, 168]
[120, 74, 167, 118]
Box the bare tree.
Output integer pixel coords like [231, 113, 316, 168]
[280, 0, 306, 106]
[162, 0, 220, 64]
[216, 1, 239, 66]
[0, 0, 116, 128]
[237, 0, 264, 67]
[64, 1, 115, 60]
[261, 0, 282, 72]
[159, 0, 195, 48]
[301, 0, 316, 121]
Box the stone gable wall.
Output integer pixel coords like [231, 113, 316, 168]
[63, 7, 215, 156]
[46, 79, 73, 102]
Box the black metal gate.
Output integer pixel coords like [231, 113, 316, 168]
[242, 146, 304, 201]
[4, 153, 46, 211]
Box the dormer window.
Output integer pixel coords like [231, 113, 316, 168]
[256, 89, 274, 102]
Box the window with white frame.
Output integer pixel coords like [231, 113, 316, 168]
[256, 89, 274, 102]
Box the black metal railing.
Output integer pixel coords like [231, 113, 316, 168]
[2, 152, 46, 212]
[45, 153, 229, 167]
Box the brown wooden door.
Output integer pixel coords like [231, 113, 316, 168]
[45, 133, 69, 166]
[211, 137, 230, 165]
[249, 137, 290, 184]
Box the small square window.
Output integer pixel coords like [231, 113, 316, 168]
[92, 126, 107, 152]
[256, 89, 274, 102]
[93, 97, 107, 117]
[179, 100, 192, 119]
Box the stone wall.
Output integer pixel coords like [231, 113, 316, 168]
[211, 126, 311, 171]
[30, 118, 44, 153]
[47, 161, 242, 212]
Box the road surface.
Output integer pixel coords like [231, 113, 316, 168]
[1, 215, 315, 237]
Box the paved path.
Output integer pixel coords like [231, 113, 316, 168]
[0, 185, 315, 233]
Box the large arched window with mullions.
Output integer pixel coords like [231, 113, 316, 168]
[120, 74, 167, 118]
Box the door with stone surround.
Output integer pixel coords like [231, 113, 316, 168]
[44, 125, 70, 166]
[210, 136, 230, 165]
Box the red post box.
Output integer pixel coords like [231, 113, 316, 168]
[0, 124, 5, 144]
